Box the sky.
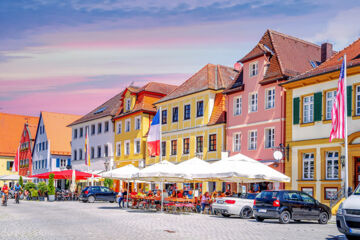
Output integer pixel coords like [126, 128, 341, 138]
[0, 0, 359, 116]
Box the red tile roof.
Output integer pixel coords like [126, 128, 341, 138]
[157, 64, 238, 103]
[135, 82, 177, 95]
[208, 93, 226, 125]
[0, 113, 39, 157]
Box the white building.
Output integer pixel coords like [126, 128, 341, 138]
[68, 92, 122, 173]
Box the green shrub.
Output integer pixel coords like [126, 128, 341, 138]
[104, 178, 113, 189]
[37, 182, 48, 196]
[48, 173, 55, 195]
[19, 176, 23, 187]
[30, 189, 38, 198]
[24, 182, 37, 191]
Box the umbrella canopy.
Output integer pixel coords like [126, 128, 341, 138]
[101, 164, 139, 180]
[174, 157, 217, 180]
[138, 160, 186, 182]
[30, 170, 99, 180]
[211, 153, 290, 183]
[0, 175, 31, 181]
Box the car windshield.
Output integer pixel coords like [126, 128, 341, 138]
[256, 191, 278, 200]
[353, 185, 360, 195]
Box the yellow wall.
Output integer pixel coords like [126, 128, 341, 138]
[0, 156, 15, 176]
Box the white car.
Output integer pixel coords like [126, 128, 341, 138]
[212, 194, 256, 218]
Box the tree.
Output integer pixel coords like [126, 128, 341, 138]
[24, 182, 37, 191]
[37, 182, 48, 197]
[19, 176, 23, 187]
[104, 178, 113, 189]
[48, 173, 55, 195]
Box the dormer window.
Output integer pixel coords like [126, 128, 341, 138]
[125, 99, 131, 111]
[249, 61, 258, 77]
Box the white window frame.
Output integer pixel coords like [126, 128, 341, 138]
[116, 142, 121, 156]
[134, 139, 141, 154]
[248, 130, 257, 150]
[302, 153, 314, 180]
[135, 116, 141, 130]
[265, 88, 275, 109]
[264, 128, 275, 149]
[125, 140, 130, 155]
[356, 85, 360, 116]
[303, 95, 314, 123]
[233, 96, 242, 116]
[233, 133, 241, 152]
[125, 98, 131, 111]
[326, 151, 339, 180]
[249, 61, 258, 77]
[125, 119, 131, 132]
[248, 92, 258, 113]
[117, 122, 122, 134]
[325, 90, 337, 120]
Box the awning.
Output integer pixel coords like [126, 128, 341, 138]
[30, 170, 100, 180]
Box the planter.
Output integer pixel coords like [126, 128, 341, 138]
[48, 195, 55, 202]
[39, 197, 45, 201]
[32, 197, 38, 201]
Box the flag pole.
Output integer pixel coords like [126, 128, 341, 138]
[159, 107, 162, 163]
[344, 54, 349, 198]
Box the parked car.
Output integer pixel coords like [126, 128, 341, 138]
[253, 190, 331, 224]
[212, 193, 257, 218]
[79, 186, 117, 203]
[337, 185, 360, 240]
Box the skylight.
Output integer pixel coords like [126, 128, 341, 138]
[309, 60, 317, 68]
[94, 107, 107, 114]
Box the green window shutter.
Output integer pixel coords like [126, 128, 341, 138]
[293, 97, 300, 124]
[347, 85, 352, 116]
[6, 161, 10, 170]
[314, 92, 322, 121]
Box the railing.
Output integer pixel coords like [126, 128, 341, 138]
[330, 186, 345, 208]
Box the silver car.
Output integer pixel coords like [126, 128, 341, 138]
[337, 185, 360, 240]
[212, 194, 256, 218]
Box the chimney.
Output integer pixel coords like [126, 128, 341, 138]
[321, 43, 333, 63]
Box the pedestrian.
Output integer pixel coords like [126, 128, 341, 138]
[118, 189, 124, 208]
[201, 192, 210, 214]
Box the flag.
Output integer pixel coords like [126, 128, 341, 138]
[12, 146, 19, 172]
[330, 58, 346, 142]
[147, 110, 161, 156]
[85, 127, 91, 166]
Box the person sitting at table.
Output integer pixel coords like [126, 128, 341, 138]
[177, 190, 183, 198]
[148, 190, 154, 197]
[187, 191, 193, 199]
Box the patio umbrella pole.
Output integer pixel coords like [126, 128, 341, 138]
[161, 179, 164, 212]
[127, 180, 129, 208]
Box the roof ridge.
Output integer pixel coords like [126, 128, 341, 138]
[0, 112, 38, 118]
[268, 29, 321, 49]
[41, 111, 81, 117]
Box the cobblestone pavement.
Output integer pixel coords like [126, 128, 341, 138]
[0, 200, 346, 240]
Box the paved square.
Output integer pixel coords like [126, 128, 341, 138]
[0, 200, 345, 240]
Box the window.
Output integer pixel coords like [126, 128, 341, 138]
[42, 142, 45, 151]
[196, 136, 203, 153]
[265, 88, 275, 109]
[79, 149, 83, 160]
[91, 147, 94, 159]
[264, 63, 270, 76]
[209, 134, 217, 152]
[74, 150, 77, 161]
[197, 101, 204, 117]
[249, 93, 258, 112]
[126, 98, 131, 111]
[248, 130, 257, 150]
[116, 143, 121, 156]
[91, 124, 95, 135]
[104, 145, 109, 157]
[97, 146, 102, 158]
[326, 151, 339, 179]
[325, 90, 337, 120]
[171, 140, 177, 155]
[234, 97, 242, 116]
[98, 123, 102, 134]
[104, 121, 109, 132]
[325, 188, 338, 200]
[233, 133, 241, 152]
[46, 141, 48, 150]
[184, 104, 191, 120]
[356, 85, 360, 116]
[135, 117, 141, 130]
[161, 142, 166, 157]
[134, 139, 141, 154]
[249, 61, 258, 77]
[125, 141, 130, 155]
[125, 119, 131, 132]
[117, 122, 122, 134]
[265, 128, 275, 149]
[303, 95, 314, 123]
[303, 153, 314, 180]
[172, 107, 178, 122]
[74, 129, 78, 139]
[78, 127, 83, 138]
[299, 192, 315, 204]
[162, 110, 167, 124]
[183, 138, 190, 154]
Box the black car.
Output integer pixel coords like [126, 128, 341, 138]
[79, 186, 117, 203]
[253, 190, 331, 224]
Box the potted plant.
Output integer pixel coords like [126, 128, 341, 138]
[48, 173, 55, 202]
[30, 188, 38, 200]
[37, 182, 48, 201]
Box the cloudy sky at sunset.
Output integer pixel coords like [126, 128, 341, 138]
[1, 0, 359, 116]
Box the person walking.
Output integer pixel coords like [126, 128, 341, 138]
[118, 189, 124, 208]
[201, 192, 210, 214]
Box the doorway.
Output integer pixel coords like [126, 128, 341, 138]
[355, 157, 360, 188]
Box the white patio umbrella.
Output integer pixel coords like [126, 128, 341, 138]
[211, 153, 290, 183]
[175, 157, 217, 180]
[70, 169, 76, 193]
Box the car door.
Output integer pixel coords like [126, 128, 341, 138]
[299, 192, 320, 220]
[100, 187, 113, 201]
[92, 186, 103, 200]
[285, 192, 303, 220]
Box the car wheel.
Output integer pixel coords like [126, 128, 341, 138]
[318, 212, 329, 224]
[240, 207, 253, 219]
[279, 210, 291, 224]
[221, 213, 231, 217]
[255, 216, 264, 222]
[87, 196, 95, 203]
[110, 201, 114, 203]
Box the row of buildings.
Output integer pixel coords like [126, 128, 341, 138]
[1, 29, 360, 204]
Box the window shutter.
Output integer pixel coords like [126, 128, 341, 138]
[6, 161, 10, 170]
[314, 92, 322, 121]
[293, 97, 300, 124]
[56, 158, 60, 168]
[347, 85, 352, 116]
[67, 158, 71, 167]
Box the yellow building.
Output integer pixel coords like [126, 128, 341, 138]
[147, 64, 238, 192]
[113, 83, 177, 169]
[281, 41, 360, 205]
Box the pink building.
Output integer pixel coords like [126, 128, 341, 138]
[224, 30, 321, 189]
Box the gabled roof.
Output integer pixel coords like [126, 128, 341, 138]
[208, 93, 226, 125]
[41, 112, 81, 155]
[69, 91, 124, 126]
[135, 82, 177, 95]
[156, 64, 238, 103]
[26, 123, 38, 141]
[0, 113, 39, 157]
[239, 29, 321, 85]
[285, 38, 360, 83]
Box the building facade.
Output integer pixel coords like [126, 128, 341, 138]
[223, 30, 322, 190]
[18, 123, 37, 176]
[282, 39, 360, 204]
